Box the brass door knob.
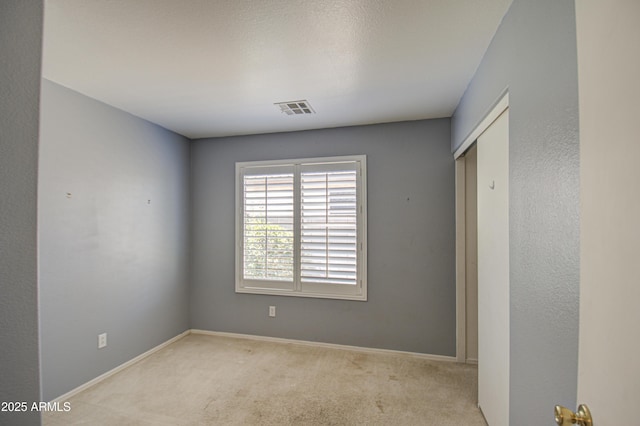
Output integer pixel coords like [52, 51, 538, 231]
[554, 404, 593, 426]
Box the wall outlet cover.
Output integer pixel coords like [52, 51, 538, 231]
[98, 333, 107, 349]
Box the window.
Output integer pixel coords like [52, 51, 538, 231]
[236, 155, 367, 300]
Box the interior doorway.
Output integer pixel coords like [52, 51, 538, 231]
[455, 93, 510, 425]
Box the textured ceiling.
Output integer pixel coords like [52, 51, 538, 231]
[43, 0, 511, 139]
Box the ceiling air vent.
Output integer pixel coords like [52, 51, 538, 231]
[275, 100, 315, 116]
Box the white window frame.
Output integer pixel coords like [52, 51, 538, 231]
[235, 155, 367, 301]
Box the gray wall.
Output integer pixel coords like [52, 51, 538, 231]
[190, 119, 456, 356]
[0, 1, 44, 425]
[452, 0, 580, 424]
[39, 80, 191, 401]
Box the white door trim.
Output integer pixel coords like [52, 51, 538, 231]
[454, 91, 509, 364]
[454, 90, 509, 160]
[455, 158, 467, 363]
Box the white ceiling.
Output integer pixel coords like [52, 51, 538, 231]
[43, 0, 511, 139]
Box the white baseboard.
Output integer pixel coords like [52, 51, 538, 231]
[51, 328, 458, 403]
[51, 330, 190, 403]
[190, 329, 458, 363]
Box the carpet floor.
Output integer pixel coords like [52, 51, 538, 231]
[44, 333, 486, 425]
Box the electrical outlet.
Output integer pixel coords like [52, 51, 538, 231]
[98, 333, 107, 349]
[269, 306, 276, 317]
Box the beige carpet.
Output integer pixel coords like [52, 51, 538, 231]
[44, 334, 486, 425]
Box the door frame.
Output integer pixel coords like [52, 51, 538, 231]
[454, 90, 509, 363]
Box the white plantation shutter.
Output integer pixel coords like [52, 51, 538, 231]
[236, 156, 366, 300]
[300, 164, 358, 286]
[242, 166, 294, 288]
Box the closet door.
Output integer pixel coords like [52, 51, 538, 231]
[477, 108, 509, 426]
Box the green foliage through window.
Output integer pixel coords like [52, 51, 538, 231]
[243, 218, 294, 281]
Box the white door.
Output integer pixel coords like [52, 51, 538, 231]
[477, 109, 509, 426]
[465, 145, 479, 363]
[576, 0, 640, 423]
